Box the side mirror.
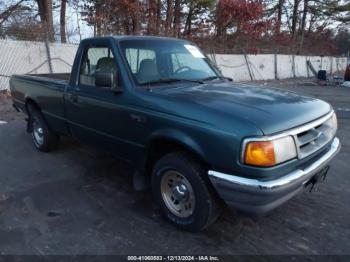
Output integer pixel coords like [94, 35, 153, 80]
[95, 71, 123, 93]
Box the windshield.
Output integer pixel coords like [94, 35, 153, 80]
[119, 39, 220, 86]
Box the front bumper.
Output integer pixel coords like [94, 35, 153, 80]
[208, 137, 341, 214]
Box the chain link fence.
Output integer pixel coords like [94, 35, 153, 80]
[207, 52, 347, 82]
[0, 38, 348, 91]
[0, 38, 77, 90]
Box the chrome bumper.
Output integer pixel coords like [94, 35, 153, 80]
[208, 137, 341, 214]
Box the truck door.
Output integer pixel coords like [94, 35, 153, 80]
[65, 40, 142, 161]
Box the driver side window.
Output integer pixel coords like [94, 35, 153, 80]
[79, 46, 117, 88]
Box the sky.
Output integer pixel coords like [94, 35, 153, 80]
[52, 3, 93, 43]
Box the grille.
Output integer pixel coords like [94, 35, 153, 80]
[294, 113, 337, 159]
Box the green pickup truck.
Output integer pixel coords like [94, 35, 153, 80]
[10, 36, 340, 231]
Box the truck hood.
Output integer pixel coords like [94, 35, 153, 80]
[151, 81, 332, 135]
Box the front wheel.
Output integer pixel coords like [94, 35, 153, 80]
[152, 152, 222, 231]
[29, 108, 59, 152]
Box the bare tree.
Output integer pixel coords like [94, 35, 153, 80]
[156, 0, 162, 33]
[60, 0, 67, 43]
[276, 0, 284, 34]
[147, 0, 156, 34]
[165, 0, 173, 35]
[36, 0, 55, 41]
[173, 0, 181, 36]
[291, 0, 301, 36]
[297, 0, 308, 53]
[0, 0, 27, 26]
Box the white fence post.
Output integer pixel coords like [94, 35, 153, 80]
[274, 51, 278, 80]
[292, 55, 296, 78]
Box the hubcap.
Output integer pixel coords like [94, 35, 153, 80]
[160, 170, 195, 218]
[32, 118, 44, 146]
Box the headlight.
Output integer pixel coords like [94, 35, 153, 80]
[330, 112, 338, 137]
[243, 136, 297, 167]
[321, 112, 338, 139]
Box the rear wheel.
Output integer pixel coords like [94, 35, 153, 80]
[152, 152, 222, 231]
[28, 107, 59, 152]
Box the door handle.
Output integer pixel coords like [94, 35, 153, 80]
[70, 94, 78, 103]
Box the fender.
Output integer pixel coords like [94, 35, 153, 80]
[132, 128, 208, 191]
[24, 97, 40, 133]
[148, 128, 207, 163]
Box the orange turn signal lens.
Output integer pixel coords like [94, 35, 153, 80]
[244, 141, 276, 167]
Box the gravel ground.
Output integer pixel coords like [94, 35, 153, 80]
[0, 81, 349, 257]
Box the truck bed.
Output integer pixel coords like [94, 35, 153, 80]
[10, 73, 70, 135]
[29, 73, 71, 81]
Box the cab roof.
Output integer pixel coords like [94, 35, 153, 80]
[83, 35, 188, 43]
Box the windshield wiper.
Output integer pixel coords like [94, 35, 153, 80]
[201, 76, 233, 82]
[201, 76, 221, 81]
[140, 78, 203, 86]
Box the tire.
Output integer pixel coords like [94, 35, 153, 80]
[28, 107, 59, 152]
[152, 152, 222, 231]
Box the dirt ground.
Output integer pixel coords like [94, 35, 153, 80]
[0, 82, 349, 257]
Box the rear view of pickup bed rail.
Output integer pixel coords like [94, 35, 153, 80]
[10, 36, 340, 231]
